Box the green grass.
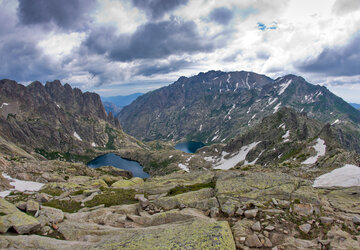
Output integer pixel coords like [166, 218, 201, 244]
[105, 125, 116, 149]
[167, 181, 216, 196]
[71, 190, 84, 196]
[35, 148, 93, 163]
[42, 200, 82, 213]
[84, 188, 137, 208]
[279, 147, 302, 162]
[147, 159, 173, 170]
[40, 187, 63, 197]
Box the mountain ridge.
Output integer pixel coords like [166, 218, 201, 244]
[118, 70, 360, 145]
[0, 79, 139, 160]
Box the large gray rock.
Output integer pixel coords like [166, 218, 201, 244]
[299, 223, 311, 234]
[26, 200, 40, 216]
[0, 198, 41, 234]
[57, 217, 236, 249]
[216, 172, 301, 203]
[154, 188, 214, 210]
[37, 206, 64, 227]
[244, 208, 258, 219]
[245, 234, 262, 248]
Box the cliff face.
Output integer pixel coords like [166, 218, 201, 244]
[0, 79, 127, 157]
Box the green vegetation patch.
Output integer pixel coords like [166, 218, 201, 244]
[35, 148, 92, 163]
[71, 190, 84, 196]
[5, 192, 31, 204]
[40, 187, 63, 197]
[43, 200, 82, 213]
[167, 181, 216, 196]
[105, 125, 116, 149]
[84, 188, 137, 208]
[279, 146, 303, 162]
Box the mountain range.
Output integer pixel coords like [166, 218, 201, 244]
[350, 103, 360, 110]
[102, 93, 143, 116]
[118, 70, 360, 145]
[1, 74, 360, 249]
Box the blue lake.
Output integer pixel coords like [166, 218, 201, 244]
[87, 153, 149, 178]
[174, 141, 205, 153]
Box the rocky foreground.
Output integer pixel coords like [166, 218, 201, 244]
[0, 160, 360, 249]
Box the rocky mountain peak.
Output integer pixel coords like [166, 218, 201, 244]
[119, 70, 360, 144]
[0, 79, 124, 154]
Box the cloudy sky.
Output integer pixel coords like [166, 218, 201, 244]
[0, 0, 359, 102]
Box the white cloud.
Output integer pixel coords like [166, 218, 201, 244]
[1, 0, 359, 102]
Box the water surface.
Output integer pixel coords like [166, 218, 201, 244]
[174, 141, 205, 153]
[87, 153, 149, 178]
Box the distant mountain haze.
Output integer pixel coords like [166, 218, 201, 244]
[101, 93, 143, 116]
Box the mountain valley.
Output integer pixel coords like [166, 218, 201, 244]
[0, 74, 359, 249]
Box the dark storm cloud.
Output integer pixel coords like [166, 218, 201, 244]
[298, 32, 360, 76]
[209, 7, 234, 25]
[136, 59, 191, 76]
[131, 0, 188, 20]
[0, 39, 55, 81]
[17, 0, 96, 30]
[84, 18, 217, 62]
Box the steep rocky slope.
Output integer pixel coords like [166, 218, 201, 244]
[119, 70, 360, 145]
[199, 108, 360, 171]
[0, 79, 141, 160]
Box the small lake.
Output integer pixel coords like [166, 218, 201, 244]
[174, 141, 205, 153]
[87, 153, 149, 178]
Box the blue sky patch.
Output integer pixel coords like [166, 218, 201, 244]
[257, 22, 277, 31]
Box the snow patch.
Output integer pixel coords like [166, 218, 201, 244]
[227, 74, 231, 83]
[246, 106, 251, 114]
[211, 135, 219, 141]
[0, 174, 44, 197]
[186, 156, 194, 162]
[282, 130, 290, 142]
[313, 164, 360, 188]
[245, 73, 250, 89]
[273, 102, 281, 113]
[178, 163, 189, 172]
[268, 97, 278, 106]
[227, 104, 236, 115]
[234, 82, 239, 92]
[0, 103, 9, 109]
[214, 141, 261, 170]
[245, 150, 265, 165]
[278, 79, 292, 95]
[73, 132, 82, 141]
[302, 138, 326, 165]
[204, 156, 216, 163]
[278, 123, 285, 129]
[331, 119, 340, 125]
